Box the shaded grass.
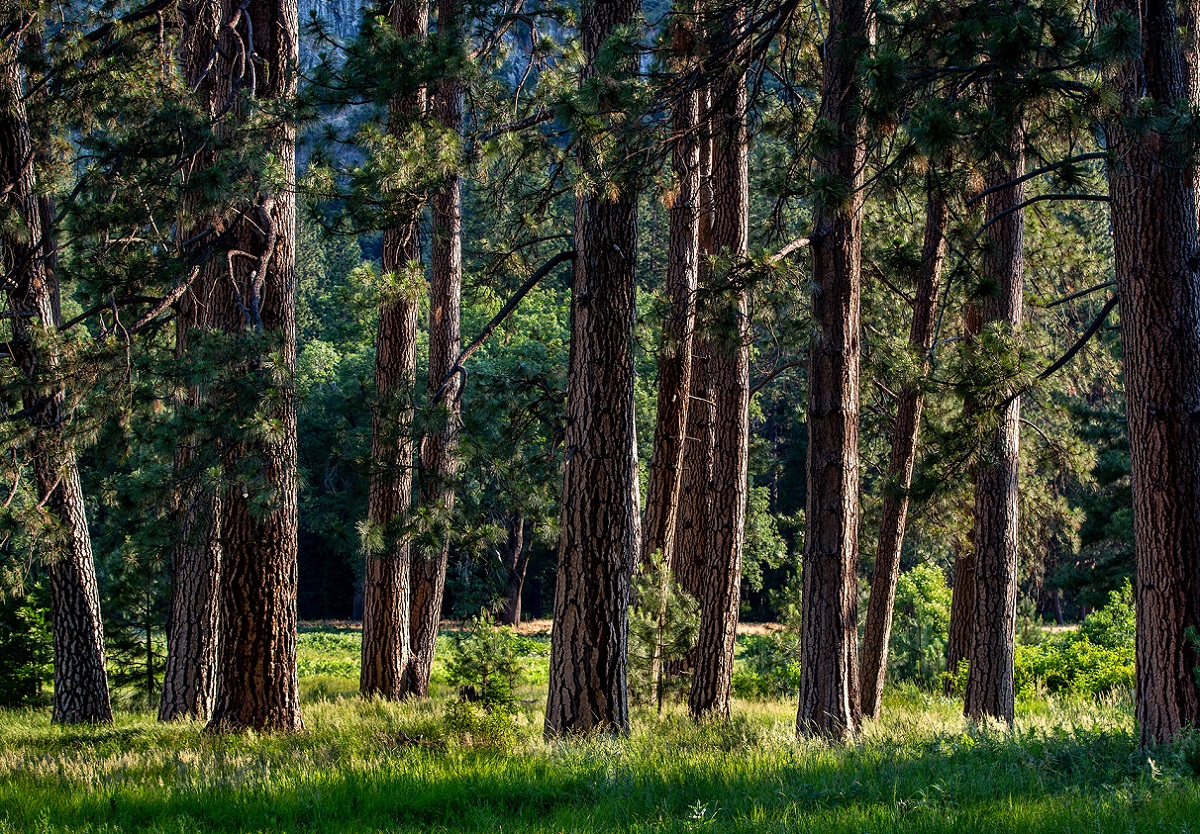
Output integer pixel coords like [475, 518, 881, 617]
[2, 628, 1198, 832]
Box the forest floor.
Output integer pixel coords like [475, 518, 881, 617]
[1, 626, 1198, 833]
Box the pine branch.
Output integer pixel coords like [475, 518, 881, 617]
[1039, 294, 1119, 380]
[750, 360, 807, 397]
[430, 250, 577, 406]
[965, 153, 1108, 207]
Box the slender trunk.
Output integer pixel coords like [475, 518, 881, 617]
[669, 91, 716, 603]
[1098, 0, 1200, 745]
[206, 0, 303, 733]
[403, 0, 463, 697]
[859, 182, 949, 719]
[545, 0, 642, 737]
[797, 0, 870, 740]
[642, 11, 701, 571]
[689, 23, 750, 719]
[160, 0, 226, 722]
[1, 24, 112, 725]
[360, 0, 428, 701]
[944, 548, 974, 694]
[963, 127, 1024, 725]
[500, 515, 529, 626]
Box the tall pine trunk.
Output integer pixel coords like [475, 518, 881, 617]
[670, 91, 716, 602]
[642, 8, 701, 571]
[205, 0, 303, 733]
[963, 128, 1024, 725]
[1, 22, 112, 726]
[1098, 0, 1200, 745]
[689, 21, 750, 719]
[360, 0, 428, 701]
[859, 182, 948, 719]
[545, 0, 642, 736]
[404, 0, 464, 697]
[797, 0, 870, 740]
[160, 0, 227, 723]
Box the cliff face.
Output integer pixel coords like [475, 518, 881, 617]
[298, 0, 362, 50]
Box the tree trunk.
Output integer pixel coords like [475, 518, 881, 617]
[160, 0, 227, 723]
[797, 0, 870, 740]
[963, 128, 1024, 725]
[669, 88, 716, 603]
[859, 182, 949, 719]
[205, 0, 303, 733]
[500, 515, 529, 626]
[403, 0, 463, 697]
[1098, 0, 1200, 745]
[642, 12, 701, 571]
[360, 0, 428, 701]
[689, 22, 750, 719]
[944, 548, 974, 695]
[159, 480, 221, 720]
[1, 23, 112, 726]
[545, 0, 642, 737]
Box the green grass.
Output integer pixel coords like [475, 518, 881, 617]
[2, 626, 1199, 833]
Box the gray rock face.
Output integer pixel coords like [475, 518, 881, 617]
[298, 0, 362, 51]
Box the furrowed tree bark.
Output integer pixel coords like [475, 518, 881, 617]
[500, 515, 529, 626]
[964, 127, 1024, 725]
[159, 465, 221, 720]
[545, 0, 642, 737]
[1, 23, 112, 725]
[689, 15, 750, 720]
[797, 0, 869, 740]
[403, 0, 463, 698]
[859, 181, 949, 720]
[360, 0, 427, 701]
[205, 0, 303, 733]
[642, 4, 700, 572]
[1098, 0, 1200, 745]
[160, 0, 225, 723]
[669, 88, 716, 604]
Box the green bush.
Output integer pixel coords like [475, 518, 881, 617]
[628, 552, 699, 706]
[0, 596, 51, 707]
[888, 564, 952, 687]
[1015, 581, 1134, 698]
[732, 631, 801, 698]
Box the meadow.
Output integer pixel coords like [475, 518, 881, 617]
[2, 625, 1199, 833]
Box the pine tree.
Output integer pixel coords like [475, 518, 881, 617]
[797, 0, 871, 740]
[1097, 0, 1200, 745]
[1, 11, 112, 725]
[545, 0, 645, 737]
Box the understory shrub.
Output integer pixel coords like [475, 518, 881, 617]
[1015, 581, 1134, 697]
[628, 552, 699, 706]
[0, 595, 51, 707]
[733, 630, 801, 698]
[888, 564, 952, 687]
